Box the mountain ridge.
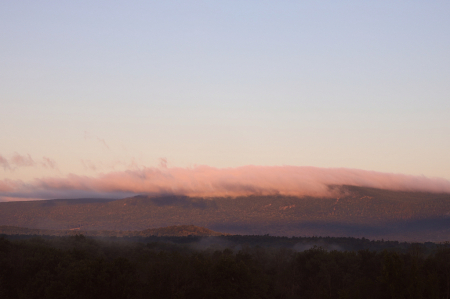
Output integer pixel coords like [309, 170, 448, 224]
[1, 185, 450, 241]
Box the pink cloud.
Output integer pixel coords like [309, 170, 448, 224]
[81, 159, 98, 171]
[96, 138, 109, 150]
[84, 131, 109, 150]
[159, 157, 168, 169]
[41, 157, 57, 169]
[11, 153, 35, 167]
[0, 179, 21, 193]
[0, 153, 59, 171]
[0, 155, 10, 170]
[1, 166, 450, 201]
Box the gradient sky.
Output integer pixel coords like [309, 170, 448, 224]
[1, 1, 449, 188]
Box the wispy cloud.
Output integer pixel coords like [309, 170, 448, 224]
[41, 157, 57, 169]
[11, 153, 35, 167]
[96, 137, 109, 150]
[159, 157, 168, 169]
[80, 158, 141, 172]
[0, 154, 58, 171]
[84, 131, 109, 150]
[81, 159, 98, 171]
[1, 165, 450, 201]
[0, 155, 10, 170]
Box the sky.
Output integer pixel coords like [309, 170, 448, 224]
[1, 1, 449, 200]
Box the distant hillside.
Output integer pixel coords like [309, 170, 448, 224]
[1, 185, 450, 241]
[0, 225, 226, 237]
[141, 225, 225, 236]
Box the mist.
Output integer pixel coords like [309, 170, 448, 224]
[1, 165, 450, 201]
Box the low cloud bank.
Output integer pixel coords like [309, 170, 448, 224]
[1, 166, 450, 201]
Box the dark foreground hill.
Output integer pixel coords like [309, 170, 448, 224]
[1, 185, 450, 241]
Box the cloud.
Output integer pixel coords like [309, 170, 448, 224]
[84, 131, 109, 150]
[159, 157, 168, 169]
[1, 165, 450, 201]
[0, 153, 59, 171]
[41, 157, 57, 169]
[81, 159, 98, 171]
[80, 158, 138, 172]
[0, 155, 10, 170]
[0, 179, 18, 193]
[96, 138, 109, 150]
[11, 153, 35, 167]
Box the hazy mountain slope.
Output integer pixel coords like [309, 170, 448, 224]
[1, 186, 450, 241]
[0, 224, 225, 237]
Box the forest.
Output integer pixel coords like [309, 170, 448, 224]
[1, 234, 450, 299]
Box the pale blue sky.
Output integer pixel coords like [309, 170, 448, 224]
[1, 1, 449, 181]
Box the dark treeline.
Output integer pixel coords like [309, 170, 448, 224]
[4, 233, 441, 253]
[1, 234, 450, 299]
